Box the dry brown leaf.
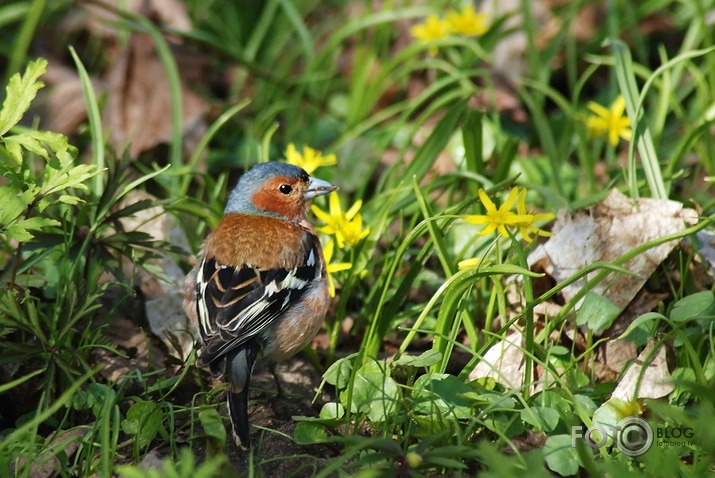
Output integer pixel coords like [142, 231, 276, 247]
[43, 63, 101, 135]
[104, 32, 208, 157]
[529, 189, 697, 313]
[611, 338, 674, 401]
[82, 0, 192, 39]
[469, 330, 525, 388]
[595, 289, 669, 381]
[98, 313, 167, 381]
[12, 427, 89, 478]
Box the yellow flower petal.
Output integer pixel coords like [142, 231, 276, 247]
[587, 101, 611, 118]
[477, 189, 497, 213]
[345, 199, 362, 221]
[502, 187, 519, 211]
[329, 191, 341, 216]
[585, 95, 631, 147]
[612, 95, 626, 116]
[464, 214, 491, 225]
[445, 5, 489, 37]
[311, 205, 333, 224]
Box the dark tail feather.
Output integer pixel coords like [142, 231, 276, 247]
[228, 388, 251, 447]
[226, 344, 258, 448]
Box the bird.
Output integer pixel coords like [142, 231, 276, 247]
[183, 161, 336, 448]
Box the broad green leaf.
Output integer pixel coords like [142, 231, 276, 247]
[670, 291, 715, 323]
[344, 361, 400, 422]
[121, 400, 164, 449]
[520, 406, 560, 432]
[294, 421, 331, 445]
[319, 401, 344, 420]
[412, 373, 472, 420]
[576, 291, 621, 333]
[543, 435, 580, 476]
[323, 356, 353, 389]
[199, 408, 226, 442]
[0, 58, 47, 136]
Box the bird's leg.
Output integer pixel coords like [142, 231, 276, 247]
[270, 364, 284, 398]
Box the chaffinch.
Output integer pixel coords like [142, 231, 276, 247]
[183, 162, 336, 448]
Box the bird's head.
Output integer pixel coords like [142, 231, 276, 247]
[225, 162, 336, 221]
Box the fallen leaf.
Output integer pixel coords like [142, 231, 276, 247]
[611, 338, 674, 401]
[595, 289, 669, 381]
[43, 63, 100, 135]
[469, 330, 525, 388]
[529, 189, 697, 314]
[13, 427, 89, 478]
[82, 0, 192, 39]
[104, 32, 208, 157]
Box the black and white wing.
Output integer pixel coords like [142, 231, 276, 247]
[195, 234, 322, 367]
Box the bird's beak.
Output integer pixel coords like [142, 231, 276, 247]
[305, 176, 337, 199]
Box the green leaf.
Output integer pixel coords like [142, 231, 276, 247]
[4, 132, 50, 162]
[0, 58, 47, 137]
[57, 194, 84, 205]
[576, 291, 621, 333]
[543, 435, 580, 476]
[293, 421, 330, 445]
[520, 406, 560, 432]
[0, 184, 35, 225]
[42, 162, 97, 197]
[121, 400, 164, 449]
[412, 373, 473, 420]
[618, 312, 665, 345]
[319, 401, 344, 420]
[393, 349, 442, 368]
[670, 291, 715, 323]
[323, 356, 353, 390]
[199, 408, 226, 443]
[4, 217, 60, 241]
[343, 361, 400, 422]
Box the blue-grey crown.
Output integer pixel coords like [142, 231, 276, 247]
[224, 162, 309, 214]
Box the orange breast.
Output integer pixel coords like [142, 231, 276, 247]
[206, 213, 308, 268]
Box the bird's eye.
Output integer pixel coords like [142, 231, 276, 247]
[279, 184, 293, 195]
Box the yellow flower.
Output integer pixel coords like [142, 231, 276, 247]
[463, 187, 531, 238]
[514, 188, 554, 242]
[411, 14, 450, 55]
[586, 95, 632, 147]
[445, 5, 489, 37]
[323, 239, 352, 297]
[311, 192, 370, 248]
[285, 143, 337, 174]
[458, 257, 488, 270]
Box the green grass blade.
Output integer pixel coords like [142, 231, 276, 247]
[610, 39, 667, 199]
[69, 46, 105, 198]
